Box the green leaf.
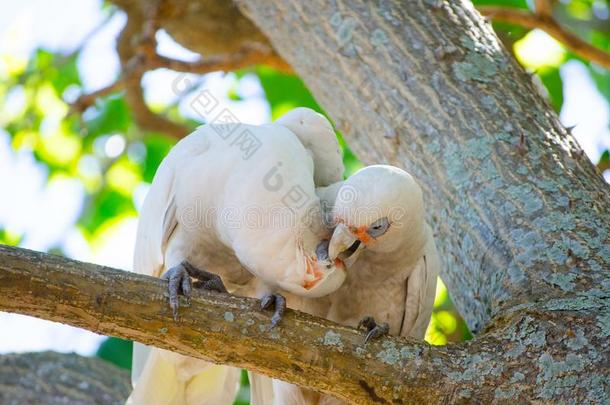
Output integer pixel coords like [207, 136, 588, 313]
[337, 133, 362, 177]
[34, 120, 82, 169]
[84, 93, 131, 137]
[598, 150, 610, 172]
[142, 134, 175, 183]
[227, 86, 243, 101]
[52, 54, 82, 94]
[565, 0, 594, 20]
[256, 67, 321, 118]
[588, 65, 610, 106]
[0, 228, 22, 246]
[27, 48, 81, 95]
[492, 21, 529, 45]
[471, 0, 528, 8]
[31, 48, 55, 71]
[96, 337, 133, 370]
[538, 67, 564, 111]
[79, 188, 136, 236]
[233, 370, 250, 405]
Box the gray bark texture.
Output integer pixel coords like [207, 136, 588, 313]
[0, 351, 130, 404]
[1, 0, 609, 403]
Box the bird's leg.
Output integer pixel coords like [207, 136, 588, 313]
[260, 293, 286, 329]
[358, 316, 390, 344]
[161, 262, 193, 321]
[181, 261, 228, 293]
[162, 260, 228, 321]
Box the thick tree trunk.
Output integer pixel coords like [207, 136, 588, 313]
[3, 0, 609, 403]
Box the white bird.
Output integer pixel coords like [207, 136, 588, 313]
[261, 165, 441, 405]
[127, 107, 346, 405]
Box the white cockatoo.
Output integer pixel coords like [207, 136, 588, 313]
[127, 107, 346, 405]
[256, 165, 441, 405]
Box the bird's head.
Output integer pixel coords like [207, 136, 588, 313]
[328, 165, 426, 266]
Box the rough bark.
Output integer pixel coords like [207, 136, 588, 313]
[0, 351, 130, 404]
[4, 0, 610, 403]
[1, 243, 608, 404]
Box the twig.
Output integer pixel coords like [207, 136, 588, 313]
[478, 5, 610, 70]
[148, 49, 290, 74]
[70, 80, 124, 113]
[124, 66, 191, 139]
[117, 3, 191, 139]
[71, 0, 290, 138]
[534, 0, 553, 17]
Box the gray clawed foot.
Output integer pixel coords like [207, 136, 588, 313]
[358, 316, 389, 344]
[182, 261, 228, 294]
[260, 293, 286, 329]
[162, 263, 192, 321]
[162, 260, 228, 321]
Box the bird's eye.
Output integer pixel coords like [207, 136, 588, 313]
[367, 217, 390, 238]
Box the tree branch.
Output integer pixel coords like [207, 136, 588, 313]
[1, 244, 607, 403]
[534, 0, 553, 17]
[72, 0, 291, 139]
[478, 5, 610, 70]
[148, 49, 291, 74]
[71, 81, 125, 114]
[0, 244, 444, 404]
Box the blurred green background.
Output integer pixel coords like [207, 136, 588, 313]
[0, 0, 608, 403]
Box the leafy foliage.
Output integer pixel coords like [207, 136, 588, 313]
[96, 337, 133, 370]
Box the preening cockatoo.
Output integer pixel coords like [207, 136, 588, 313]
[260, 165, 441, 405]
[128, 107, 346, 405]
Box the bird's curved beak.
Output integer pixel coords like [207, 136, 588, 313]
[329, 223, 364, 268]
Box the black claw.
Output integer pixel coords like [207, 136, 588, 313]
[261, 293, 286, 328]
[163, 263, 192, 321]
[260, 294, 275, 310]
[181, 274, 192, 298]
[358, 316, 389, 344]
[358, 316, 376, 331]
[207, 276, 228, 294]
[364, 323, 390, 344]
[163, 261, 227, 321]
[270, 294, 286, 329]
[270, 314, 282, 329]
[182, 261, 228, 293]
